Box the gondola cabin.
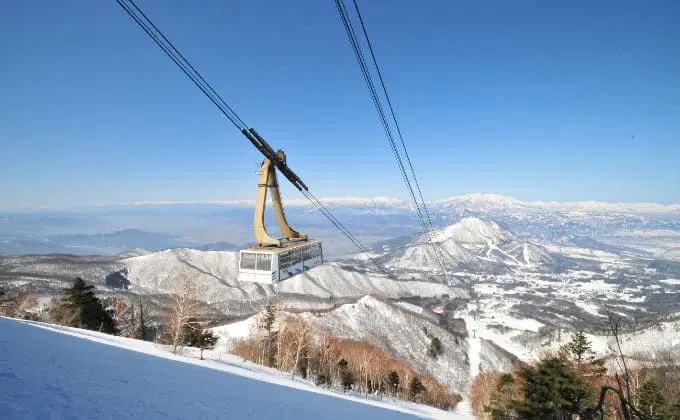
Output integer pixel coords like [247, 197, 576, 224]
[238, 240, 323, 284]
[235, 129, 324, 285]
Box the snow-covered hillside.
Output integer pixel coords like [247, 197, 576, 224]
[299, 296, 471, 394]
[212, 296, 518, 396]
[457, 303, 680, 364]
[435, 193, 680, 215]
[384, 242, 478, 272]
[0, 247, 461, 317]
[93, 193, 680, 214]
[0, 317, 469, 419]
[3, 193, 678, 259]
[2, 203, 680, 403]
[432, 218, 517, 244]
[120, 249, 457, 313]
[382, 217, 555, 272]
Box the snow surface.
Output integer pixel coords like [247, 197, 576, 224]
[213, 297, 472, 394]
[436, 193, 680, 214]
[660, 279, 680, 285]
[432, 218, 516, 245]
[105, 193, 680, 213]
[383, 217, 554, 273]
[455, 296, 680, 365]
[118, 249, 457, 314]
[293, 297, 469, 393]
[210, 316, 261, 351]
[0, 317, 470, 419]
[277, 264, 452, 300]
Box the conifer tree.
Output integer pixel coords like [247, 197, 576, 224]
[637, 379, 666, 420]
[137, 296, 149, 341]
[512, 357, 592, 419]
[338, 358, 354, 391]
[388, 371, 400, 396]
[59, 278, 117, 334]
[0, 286, 10, 315]
[409, 377, 426, 400]
[129, 298, 136, 336]
[486, 373, 520, 419]
[262, 303, 276, 333]
[427, 336, 442, 358]
[261, 303, 278, 367]
[185, 328, 218, 360]
[0, 286, 19, 316]
[566, 331, 594, 364]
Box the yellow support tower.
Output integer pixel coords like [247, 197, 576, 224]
[254, 150, 307, 247]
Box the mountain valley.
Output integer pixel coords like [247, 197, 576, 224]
[2, 194, 680, 402]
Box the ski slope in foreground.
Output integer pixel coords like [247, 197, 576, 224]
[0, 317, 470, 419]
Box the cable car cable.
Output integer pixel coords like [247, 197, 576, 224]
[350, 0, 438, 237]
[335, 0, 450, 281]
[335, 0, 430, 241]
[114, 0, 389, 275]
[339, 0, 450, 281]
[115, 0, 246, 130]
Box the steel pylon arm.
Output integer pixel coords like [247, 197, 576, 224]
[253, 153, 307, 247]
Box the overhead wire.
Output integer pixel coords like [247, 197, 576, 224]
[335, 0, 430, 243]
[335, 0, 450, 282]
[115, 0, 247, 130]
[351, 0, 439, 237]
[302, 190, 389, 274]
[114, 0, 388, 275]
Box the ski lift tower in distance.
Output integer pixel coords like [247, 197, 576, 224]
[237, 128, 323, 285]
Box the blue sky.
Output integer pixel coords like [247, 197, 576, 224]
[1, 0, 678, 210]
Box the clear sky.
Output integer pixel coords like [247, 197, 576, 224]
[1, 0, 678, 210]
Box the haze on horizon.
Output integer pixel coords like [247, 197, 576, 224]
[2, 1, 678, 211]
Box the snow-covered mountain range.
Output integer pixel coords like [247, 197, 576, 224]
[2, 194, 680, 407]
[96, 193, 680, 214]
[3, 193, 679, 258]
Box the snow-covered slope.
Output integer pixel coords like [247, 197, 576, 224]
[209, 297, 473, 394]
[385, 243, 478, 272]
[502, 242, 554, 266]
[101, 193, 680, 214]
[114, 248, 459, 315]
[122, 248, 250, 300]
[123, 248, 240, 289]
[298, 296, 470, 394]
[121, 249, 454, 302]
[382, 217, 555, 273]
[432, 218, 517, 245]
[277, 264, 452, 299]
[0, 317, 469, 419]
[1, 245, 465, 317]
[435, 193, 680, 215]
[211, 297, 519, 397]
[457, 300, 680, 365]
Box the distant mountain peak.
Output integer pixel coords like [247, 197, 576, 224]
[438, 193, 522, 205]
[96, 193, 679, 214]
[432, 217, 517, 244]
